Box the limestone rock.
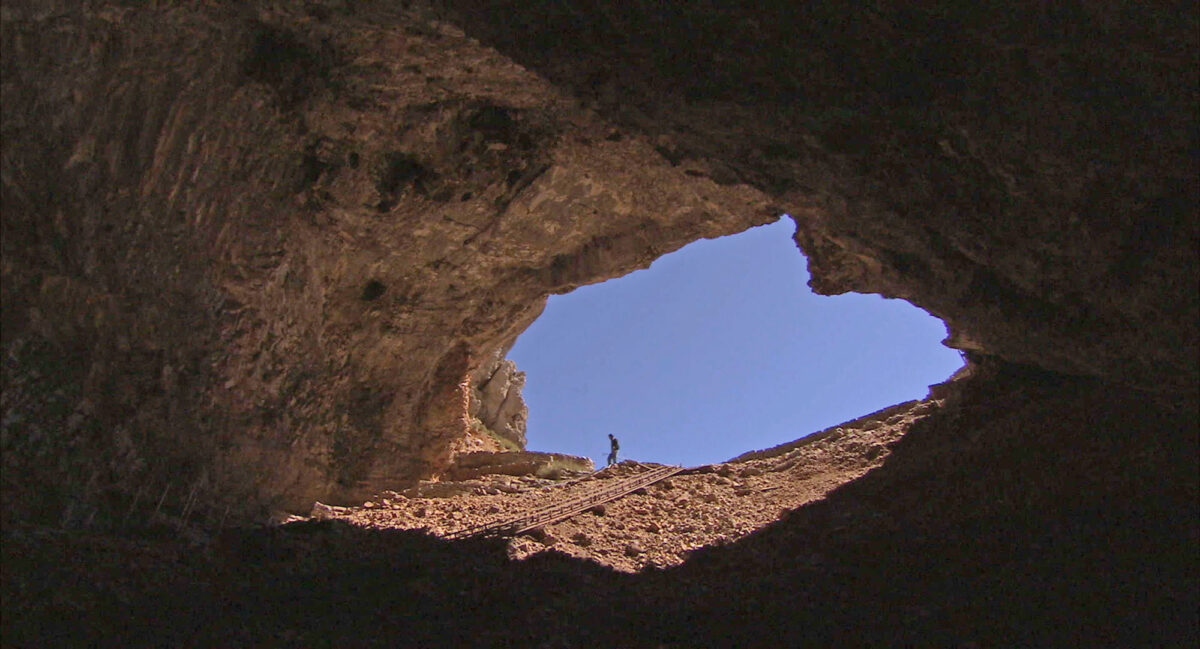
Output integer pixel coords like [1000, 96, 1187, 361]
[0, 1, 769, 517]
[525, 526, 556, 546]
[467, 348, 529, 450]
[448, 1, 1198, 394]
[1, 0, 1194, 527]
[310, 502, 337, 521]
[446, 451, 593, 481]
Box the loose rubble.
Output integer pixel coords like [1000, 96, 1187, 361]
[315, 399, 936, 572]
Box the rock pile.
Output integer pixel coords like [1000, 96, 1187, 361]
[321, 397, 938, 572]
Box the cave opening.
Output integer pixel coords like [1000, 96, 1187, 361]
[509, 216, 964, 468]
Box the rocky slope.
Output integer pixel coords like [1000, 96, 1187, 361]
[323, 396, 934, 573]
[3, 364, 1193, 647]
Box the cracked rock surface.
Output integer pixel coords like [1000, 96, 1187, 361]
[1, 1, 771, 516]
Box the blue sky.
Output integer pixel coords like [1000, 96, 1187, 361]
[509, 217, 962, 468]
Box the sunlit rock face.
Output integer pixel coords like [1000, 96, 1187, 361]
[1, 0, 1195, 520]
[0, 1, 770, 516]
[468, 347, 528, 451]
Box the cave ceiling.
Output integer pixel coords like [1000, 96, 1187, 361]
[0, 0, 1195, 513]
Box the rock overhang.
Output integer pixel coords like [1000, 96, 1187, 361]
[440, 0, 1198, 394]
[0, 0, 1195, 520]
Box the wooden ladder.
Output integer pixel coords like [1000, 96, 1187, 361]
[445, 464, 684, 539]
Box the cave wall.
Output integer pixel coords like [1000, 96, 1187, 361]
[2, 0, 1196, 520]
[468, 346, 529, 451]
[0, 1, 771, 518]
[445, 0, 1199, 392]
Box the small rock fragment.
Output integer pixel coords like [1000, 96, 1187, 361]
[525, 526, 557, 546]
[310, 502, 335, 520]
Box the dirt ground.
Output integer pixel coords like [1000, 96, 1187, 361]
[321, 399, 931, 573]
[3, 366, 1196, 647]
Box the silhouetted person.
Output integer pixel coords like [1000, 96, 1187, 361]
[607, 434, 620, 466]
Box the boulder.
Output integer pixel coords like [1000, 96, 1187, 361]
[446, 451, 593, 481]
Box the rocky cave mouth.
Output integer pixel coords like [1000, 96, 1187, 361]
[412, 217, 969, 572]
[1, 1, 1195, 644]
[505, 217, 964, 468]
